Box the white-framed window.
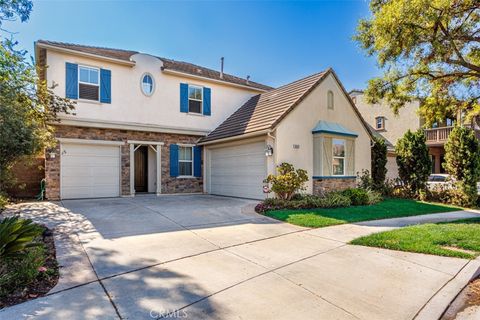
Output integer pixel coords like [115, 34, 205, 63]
[327, 90, 334, 109]
[79, 66, 100, 101]
[179, 146, 193, 176]
[188, 85, 203, 114]
[375, 116, 385, 130]
[332, 138, 345, 176]
[141, 73, 155, 96]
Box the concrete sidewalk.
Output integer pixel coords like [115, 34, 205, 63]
[1, 197, 479, 320]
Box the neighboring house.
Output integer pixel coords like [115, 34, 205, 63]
[35, 40, 372, 200]
[350, 90, 462, 178]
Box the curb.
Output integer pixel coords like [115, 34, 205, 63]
[415, 257, 480, 320]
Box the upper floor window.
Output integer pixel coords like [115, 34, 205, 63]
[327, 90, 334, 110]
[188, 85, 203, 114]
[141, 73, 154, 96]
[179, 146, 193, 176]
[332, 138, 345, 175]
[375, 116, 385, 130]
[79, 66, 100, 101]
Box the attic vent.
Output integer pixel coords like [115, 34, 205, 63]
[196, 68, 202, 74]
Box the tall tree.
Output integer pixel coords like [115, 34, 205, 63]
[0, 0, 75, 194]
[396, 130, 431, 196]
[444, 126, 480, 206]
[371, 137, 388, 190]
[355, 0, 480, 125]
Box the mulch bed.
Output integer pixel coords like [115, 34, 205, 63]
[0, 226, 59, 309]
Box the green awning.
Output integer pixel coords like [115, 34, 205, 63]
[311, 120, 358, 137]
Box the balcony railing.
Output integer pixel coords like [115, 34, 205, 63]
[425, 126, 454, 144]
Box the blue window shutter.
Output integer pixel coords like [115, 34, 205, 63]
[203, 87, 211, 116]
[193, 146, 202, 177]
[170, 144, 179, 177]
[100, 69, 111, 103]
[65, 62, 78, 99]
[180, 83, 188, 113]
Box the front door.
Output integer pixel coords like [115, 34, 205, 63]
[134, 146, 148, 193]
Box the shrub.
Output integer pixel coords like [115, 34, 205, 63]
[371, 137, 388, 191]
[366, 189, 383, 205]
[0, 217, 44, 259]
[444, 126, 480, 207]
[396, 129, 431, 196]
[264, 163, 308, 200]
[320, 192, 351, 208]
[357, 169, 374, 190]
[0, 246, 45, 298]
[254, 192, 351, 213]
[342, 188, 369, 206]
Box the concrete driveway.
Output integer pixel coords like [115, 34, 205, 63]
[1, 195, 478, 320]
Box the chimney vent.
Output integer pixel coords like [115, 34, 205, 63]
[246, 75, 250, 84]
[220, 57, 224, 79]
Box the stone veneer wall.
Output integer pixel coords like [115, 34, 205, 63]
[312, 177, 356, 195]
[45, 125, 203, 200]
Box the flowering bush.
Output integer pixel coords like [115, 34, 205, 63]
[264, 163, 308, 200]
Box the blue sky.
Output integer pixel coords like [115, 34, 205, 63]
[3, 0, 379, 90]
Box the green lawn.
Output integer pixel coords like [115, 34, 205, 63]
[350, 218, 480, 259]
[265, 198, 461, 228]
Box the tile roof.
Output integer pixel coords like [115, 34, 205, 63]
[36, 40, 272, 91]
[368, 124, 395, 150]
[199, 71, 329, 143]
[159, 58, 272, 91]
[36, 40, 138, 62]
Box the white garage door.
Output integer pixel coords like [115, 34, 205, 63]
[61, 143, 121, 199]
[208, 141, 267, 200]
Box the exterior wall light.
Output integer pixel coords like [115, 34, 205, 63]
[265, 145, 274, 157]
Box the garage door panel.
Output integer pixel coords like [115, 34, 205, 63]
[61, 186, 119, 199]
[63, 144, 120, 156]
[61, 165, 119, 177]
[61, 143, 120, 199]
[63, 156, 119, 167]
[208, 141, 266, 200]
[62, 174, 119, 187]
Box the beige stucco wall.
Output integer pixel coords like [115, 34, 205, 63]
[45, 50, 261, 133]
[274, 73, 372, 194]
[352, 93, 421, 146]
[386, 154, 399, 180]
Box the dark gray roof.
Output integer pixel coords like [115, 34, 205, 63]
[36, 40, 272, 91]
[199, 71, 329, 143]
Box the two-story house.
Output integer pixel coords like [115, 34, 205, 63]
[36, 40, 373, 200]
[350, 90, 466, 178]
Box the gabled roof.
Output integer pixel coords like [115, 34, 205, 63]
[199, 71, 329, 143]
[35, 40, 272, 91]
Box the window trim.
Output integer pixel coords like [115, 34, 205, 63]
[332, 138, 346, 176]
[327, 90, 334, 110]
[188, 84, 203, 114]
[78, 65, 100, 101]
[140, 73, 155, 96]
[178, 145, 194, 178]
[375, 116, 385, 130]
